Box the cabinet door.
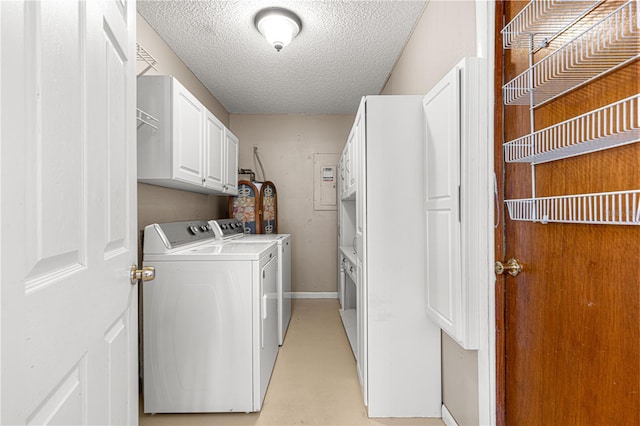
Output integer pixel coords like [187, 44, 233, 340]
[172, 80, 204, 185]
[344, 135, 354, 197]
[354, 105, 365, 260]
[423, 58, 483, 350]
[348, 121, 359, 193]
[224, 130, 239, 195]
[339, 150, 348, 198]
[337, 156, 344, 200]
[423, 63, 462, 344]
[204, 111, 225, 191]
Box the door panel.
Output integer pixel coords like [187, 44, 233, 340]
[25, 0, 84, 285]
[498, 1, 640, 424]
[1, 0, 137, 424]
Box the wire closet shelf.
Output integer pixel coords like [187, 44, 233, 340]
[503, 0, 640, 108]
[501, 0, 640, 226]
[505, 190, 640, 225]
[501, 0, 604, 50]
[136, 43, 158, 76]
[136, 43, 160, 130]
[503, 94, 640, 164]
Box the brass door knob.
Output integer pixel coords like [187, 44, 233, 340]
[495, 258, 522, 277]
[130, 265, 155, 285]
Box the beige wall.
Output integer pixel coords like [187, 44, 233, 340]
[381, 2, 480, 425]
[382, 0, 477, 95]
[136, 13, 229, 260]
[230, 115, 354, 294]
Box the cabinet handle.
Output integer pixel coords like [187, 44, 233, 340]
[262, 294, 268, 320]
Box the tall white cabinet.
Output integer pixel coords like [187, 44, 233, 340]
[137, 76, 238, 195]
[423, 57, 487, 350]
[338, 96, 441, 418]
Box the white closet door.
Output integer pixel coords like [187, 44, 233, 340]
[423, 65, 462, 341]
[1, 0, 138, 424]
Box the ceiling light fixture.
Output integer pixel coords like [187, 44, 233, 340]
[254, 7, 302, 52]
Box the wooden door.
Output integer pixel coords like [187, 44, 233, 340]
[496, 1, 640, 424]
[1, 0, 138, 424]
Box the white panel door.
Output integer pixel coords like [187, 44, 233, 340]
[204, 111, 225, 192]
[1, 0, 137, 424]
[172, 79, 204, 185]
[423, 65, 461, 341]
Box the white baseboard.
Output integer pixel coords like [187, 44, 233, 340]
[442, 404, 459, 426]
[291, 292, 338, 299]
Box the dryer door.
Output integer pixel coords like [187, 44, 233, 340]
[279, 238, 292, 344]
[258, 255, 279, 408]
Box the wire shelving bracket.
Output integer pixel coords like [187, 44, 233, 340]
[504, 94, 640, 164]
[503, 1, 640, 108]
[136, 108, 159, 130]
[136, 43, 158, 77]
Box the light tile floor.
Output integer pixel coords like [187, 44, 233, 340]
[140, 298, 444, 426]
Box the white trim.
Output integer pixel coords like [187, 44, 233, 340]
[291, 292, 338, 299]
[476, 1, 497, 426]
[442, 404, 459, 426]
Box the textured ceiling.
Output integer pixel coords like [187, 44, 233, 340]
[137, 0, 427, 115]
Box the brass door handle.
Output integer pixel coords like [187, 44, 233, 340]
[495, 258, 522, 277]
[130, 265, 155, 285]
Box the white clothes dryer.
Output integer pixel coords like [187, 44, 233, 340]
[210, 218, 292, 345]
[142, 220, 279, 414]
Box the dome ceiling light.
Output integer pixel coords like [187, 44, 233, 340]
[254, 7, 302, 52]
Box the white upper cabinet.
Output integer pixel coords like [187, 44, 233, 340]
[423, 57, 488, 350]
[137, 76, 238, 195]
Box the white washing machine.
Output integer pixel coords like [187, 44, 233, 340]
[142, 220, 279, 414]
[210, 218, 292, 345]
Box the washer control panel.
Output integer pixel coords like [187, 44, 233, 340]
[146, 220, 217, 252]
[209, 218, 245, 239]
